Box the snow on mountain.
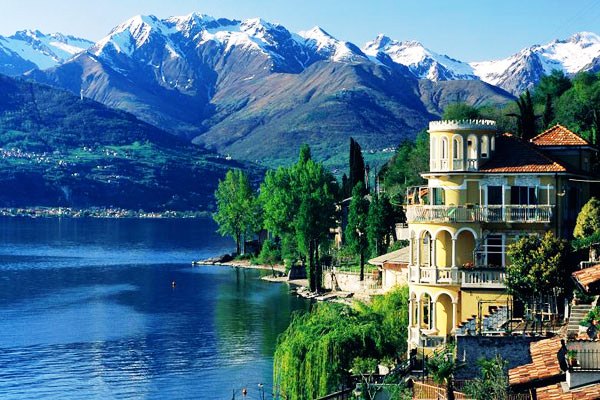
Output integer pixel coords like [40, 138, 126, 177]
[363, 34, 477, 81]
[297, 26, 367, 62]
[471, 31, 600, 94]
[0, 30, 92, 70]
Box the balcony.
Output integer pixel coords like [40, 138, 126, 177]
[406, 204, 553, 224]
[461, 269, 506, 289]
[409, 265, 506, 289]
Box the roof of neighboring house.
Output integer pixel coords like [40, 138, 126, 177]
[531, 125, 592, 147]
[572, 264, 600, 292]
[479, 133, 568, 174]
[368, 246, 410, 266]
[536, 382, 600, 400]
[509, 337, 564, 386]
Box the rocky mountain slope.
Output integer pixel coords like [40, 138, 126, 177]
[0, 74, 260, 210]
[24, 13, 513, 167]
[0, 30, 92, 75]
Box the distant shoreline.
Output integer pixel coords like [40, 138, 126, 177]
[0, 207, 212, 219]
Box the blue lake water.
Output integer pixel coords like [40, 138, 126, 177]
[0, 217, 309, 399]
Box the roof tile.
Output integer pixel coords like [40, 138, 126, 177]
[573, 264, 600, 291]
[531, 125, 591, 147]
[479, 133, 567, 173]
[509, 337, 563, 386]
[536, 382, 600, 400]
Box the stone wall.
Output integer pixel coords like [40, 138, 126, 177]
[322, 268, 381, 292]
[455, 335, 544, 379]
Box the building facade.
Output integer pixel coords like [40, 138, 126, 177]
[405, 120, 595, 351]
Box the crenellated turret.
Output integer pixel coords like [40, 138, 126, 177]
[428, 119, 497, 172]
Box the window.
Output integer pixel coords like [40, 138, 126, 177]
[467, 134, 478, 159]
[481, 136, 489, 158]
[441, 137, 448, 159]
[432, 187, 445, 205]
[453, 137, 462, 159]
[510, 186, 537, 205]
[485, 234, 504, 267]
[487, 186, 503, 205]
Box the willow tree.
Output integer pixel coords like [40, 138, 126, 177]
[213, 169, 260, 255]
[273, 286, 409, 400]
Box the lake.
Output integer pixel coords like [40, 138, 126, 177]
[0, 217, 309, 399]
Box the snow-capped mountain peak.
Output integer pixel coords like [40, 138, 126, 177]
[298, 26, 367, 62]
[470, 31, 600, 94]
[363, 35, 476, 81]
[0, 29, 92, 71]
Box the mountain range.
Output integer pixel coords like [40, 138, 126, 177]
[0, 73, 260, 210]
[1, 14, 599, 169]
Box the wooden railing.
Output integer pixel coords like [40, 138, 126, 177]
[412, 380, 532, 400]
[406, 204, 553, 223]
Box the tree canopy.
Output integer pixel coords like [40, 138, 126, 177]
[506, 232, 570, 301]
[273, 286, 409, 400]
[260, 144, 338, 291]
[442, 102, 481, 120]
[345, 182, 369, 281]
[213, 169, 260, 255]
[573, 197, 600, 261]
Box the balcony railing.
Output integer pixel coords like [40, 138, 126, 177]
[461, 269, 506, 289]
[409, 266, 460, 285]
[409, 266, 506, 288]
[406, 204, 553, 223]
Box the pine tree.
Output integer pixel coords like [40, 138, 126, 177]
[542, 94, 554, 129]
[348, 138, 366, 197]
[346, 183, 369, 281]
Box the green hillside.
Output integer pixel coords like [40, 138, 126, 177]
[0, 75, 261, 211]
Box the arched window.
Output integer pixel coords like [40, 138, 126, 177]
[491, 135, 496, 151]
[467, 134, 478, 159]
[421, 293, 432, 329]
[453, 136, 462, 159]
[430, 137, 438, 170]
[441, 137, 448, 159]
[481, 136, 489, 158]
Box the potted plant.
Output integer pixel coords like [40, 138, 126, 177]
[567, 350, 578, 367]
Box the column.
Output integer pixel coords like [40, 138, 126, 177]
[451, 301, 458, 333]
[451, 237, 457, 268]
[431, 236, 437, 269]
[430, 297, 437, 332]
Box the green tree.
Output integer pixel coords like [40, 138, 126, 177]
[463, 355, 509, 400]
[213, 169, 260, 255]
[346, 183, 369, 281]
[258, 239, 281, 277]
[443, 102, 480, 120]
[260, 145, 338, 291]
[367, 193, 396, 257]
[573, 197, 600, 261]
[542, 94, 555, 129]
[506, 232, 570, 303]
[508, 90, 538, 140]
[533, 70, 573, 103]
[273, 286, 409, 400]
[426, 345, 459, 400]
[380, 130, 429, 205]
[349, 137, 367, 197]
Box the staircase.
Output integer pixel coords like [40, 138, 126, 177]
[568, 304, 593, 335]
[455, 306, 509, 336]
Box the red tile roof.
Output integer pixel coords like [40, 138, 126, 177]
[536, 382, 600, 400]
[531, 125, 591, 147]
[573, 264, 600, 291]
[479, 133, 568, 173]
[509, 337, 564, 386]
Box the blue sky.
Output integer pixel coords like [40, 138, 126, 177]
[1, 0, 599, 61]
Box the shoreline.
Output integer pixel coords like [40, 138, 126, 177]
[0, 207, 211, 219]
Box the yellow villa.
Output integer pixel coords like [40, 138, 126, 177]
[403, 120, 595, 352]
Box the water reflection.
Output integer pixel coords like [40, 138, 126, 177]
[0, 217, 309, 399]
